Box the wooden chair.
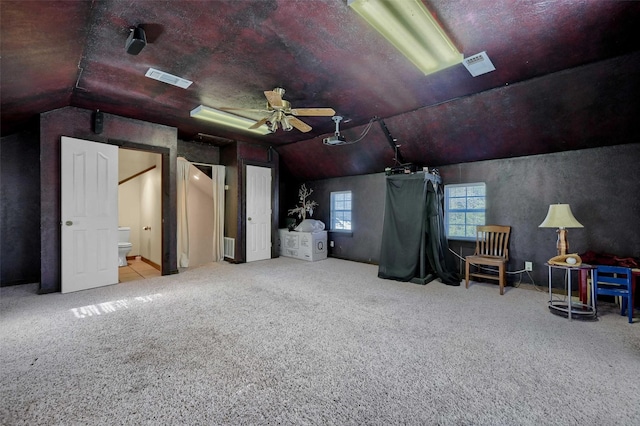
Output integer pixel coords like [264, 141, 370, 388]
[593, 265, 634, 323]
[465, 225, 511, 295]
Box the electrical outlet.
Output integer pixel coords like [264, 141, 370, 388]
[330, 241, 334, 248]
[525, 261, 533, 271]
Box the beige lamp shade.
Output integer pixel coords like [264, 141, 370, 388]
[539, 204, 583, 256]
[539, 204, 583, 229]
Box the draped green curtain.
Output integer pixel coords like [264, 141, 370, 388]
[425, 179, 459, 285]
[378, 173, 459, 285]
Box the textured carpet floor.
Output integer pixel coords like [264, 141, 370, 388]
[2, 257, 639, 425]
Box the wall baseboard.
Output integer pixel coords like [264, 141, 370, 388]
[126, 255, 161, 271]
[141, 257, 161, 271]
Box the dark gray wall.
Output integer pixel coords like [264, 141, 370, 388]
[177, 139, 220, 165]
[441, 143, 640, 287]
[300, 143, 640, 288]
[1, 130, 40, 285]
[289, 173, 386, 264]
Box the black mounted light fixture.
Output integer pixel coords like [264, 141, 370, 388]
[126, 26, 147, 55]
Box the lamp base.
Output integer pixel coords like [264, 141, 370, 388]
[556, 228, 568, 256]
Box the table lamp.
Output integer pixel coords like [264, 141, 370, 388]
[539, 204, 583, 255]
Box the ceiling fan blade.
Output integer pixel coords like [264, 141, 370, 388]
[288, 116, 312, 133]
[290, 108, 336, 116]
[264, 90, 284, 108]
[248, 117, 268, 129]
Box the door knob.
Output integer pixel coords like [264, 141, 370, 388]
[65, 221, 73, 226]
[143, 226, 151, 230]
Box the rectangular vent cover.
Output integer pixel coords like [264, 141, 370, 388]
[224, 237, 235, 259]
[463, 51, 496, 77]
[145, 68, 192, 89]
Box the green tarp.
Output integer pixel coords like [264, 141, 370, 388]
[378, 173, 459, 285]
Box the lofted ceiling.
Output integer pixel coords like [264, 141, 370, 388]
[2, 0, 639, 181]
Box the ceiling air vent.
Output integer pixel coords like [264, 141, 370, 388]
[145, 68, 192, 89]
[463, 51, 496, 77]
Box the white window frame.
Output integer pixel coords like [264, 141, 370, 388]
[444, 182, 486, 241]
[330, 190, 352, 232]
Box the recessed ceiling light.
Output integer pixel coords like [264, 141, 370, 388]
[145, 68, 192, 89]
[463, 52, 496, 77]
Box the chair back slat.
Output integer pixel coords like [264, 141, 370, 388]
[594, 266, 631, 287]
[474, 225, 511, 260]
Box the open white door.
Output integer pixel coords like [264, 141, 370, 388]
[61, 137, 119, 293]
[246, 165, 272, 262]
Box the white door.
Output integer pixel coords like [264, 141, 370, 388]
[246, 165, 272, 262]
[61, 137, 119, 293]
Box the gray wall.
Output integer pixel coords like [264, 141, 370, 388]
[289, 173, 386, 264]
[299, 143, 640, 288]
[177, 139, 220, 165]
[440, 143, 640, 287]
[1, 130, 40, 285]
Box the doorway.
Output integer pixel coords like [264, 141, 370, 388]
[118, 147, 163, 281]
[245, 165, 272, 262]
[184, 162, 215, 268]
[177, 159, 226, 269]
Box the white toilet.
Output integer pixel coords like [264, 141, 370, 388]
[118, 227, 133, 267]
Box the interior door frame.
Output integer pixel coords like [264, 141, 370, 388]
[110, 139, 172, 276]
[240, 159, 278, 262]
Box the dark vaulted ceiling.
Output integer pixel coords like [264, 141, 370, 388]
[2, 0, 639, 180]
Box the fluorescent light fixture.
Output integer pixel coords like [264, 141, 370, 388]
[348, 0, 463, 75]
[190, 105, 271, 135]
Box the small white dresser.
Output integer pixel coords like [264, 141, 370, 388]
[278, 229, 328, 261]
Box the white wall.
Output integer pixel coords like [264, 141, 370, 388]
[118, 178, 141, 255]
[139, 157, 162, 265]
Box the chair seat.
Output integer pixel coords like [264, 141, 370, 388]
[466, 255, 505, 266]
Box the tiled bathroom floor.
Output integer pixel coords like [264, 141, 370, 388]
[118, 258, 161, 283]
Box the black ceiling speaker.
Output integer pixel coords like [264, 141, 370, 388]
[125, 26, 146, 55]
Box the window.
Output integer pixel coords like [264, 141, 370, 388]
[330, 191, 352, 231]
[444, 183, 486, 240]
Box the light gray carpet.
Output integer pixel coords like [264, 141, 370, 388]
[2, 257, 639, 425]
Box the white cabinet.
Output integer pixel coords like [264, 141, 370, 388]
[278, 229, 327, 261]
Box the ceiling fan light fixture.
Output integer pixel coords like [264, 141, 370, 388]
[281, 115, 293, 131]
[348, 0, 463, 75]
[190, 105, 271, 135]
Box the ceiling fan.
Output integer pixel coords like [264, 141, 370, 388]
[221, 87, 335, 133]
